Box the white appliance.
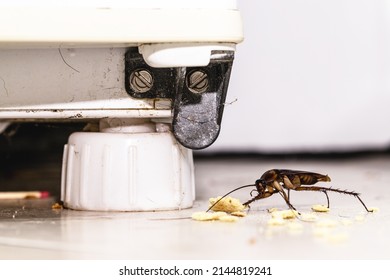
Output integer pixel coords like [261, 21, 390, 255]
[0, 0, 243, 211]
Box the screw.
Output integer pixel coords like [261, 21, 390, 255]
[129, 69, 153, 93]
[187, 70, 209, 94]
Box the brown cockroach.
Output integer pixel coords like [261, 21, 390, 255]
[207, 169, 373, 213]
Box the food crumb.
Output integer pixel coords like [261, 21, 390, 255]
[340, 219, 354, 226]
[315, 219, 338, 228]
[231, 211, 247, 217]
[355, 215, 365, 222]
[312, 227, 331, 237]
[287, 222, 304, 231]
[218, 215, 239, 222]
[51, 202, 63, 210]
[368, 207, 379, 212]
[267, 208, 278, 213]
[271, 209, 297, 219]
[208, 196, 245, 213]
[311, 204, 329, 212]
[191, 211, 227, 221]
[300, 212, 318, 222]
[326, 232, 349, 244]
[191, 211, 241, 222]
[248, 237, 257, 245]
[267, 217, 286, 226]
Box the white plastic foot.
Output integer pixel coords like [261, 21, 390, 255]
[61, 120, 195, 211]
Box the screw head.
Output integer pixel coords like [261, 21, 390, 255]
[187, 70, 209, 94]
[129, 69, 154, 93]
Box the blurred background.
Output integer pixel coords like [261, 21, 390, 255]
[207, 0, 390, 153]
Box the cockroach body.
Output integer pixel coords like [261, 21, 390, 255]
[207, 169, 373, 213]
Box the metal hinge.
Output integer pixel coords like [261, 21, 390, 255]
[125, 47, 234, 150]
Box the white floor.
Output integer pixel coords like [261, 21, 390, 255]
[0, 155, 389, 259]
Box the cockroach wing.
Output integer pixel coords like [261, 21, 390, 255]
[278, 169, 331, 186]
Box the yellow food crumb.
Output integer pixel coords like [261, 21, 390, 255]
[326, 232, 349, 244]
[312, 227, 331, 237]
[355, 215, 365, 221]
[248, 237, 257, 245]
[300, 212, 318, 222]
[355, 215, 366, 222]
[267, 217, 286, 226]
[340, 219, 354, 226]
[267, 208, 278, 213]
[191, 211, 240, 222]
[230, 211, 247, 217]
[368, 207, 379, 212]
[191, 211, 227, 221]
[271, 209, 298, 219]
[287, 222, 304, 231]
[311, 204, 329, 212]
[315, 219, 338, 228]
[218, 215, 239, 222]
[208, 196, 245, 213]
[51, 203, 63, 210]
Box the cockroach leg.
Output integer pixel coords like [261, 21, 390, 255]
[356, 195, 373, 213]
[323, 190, 330, 208]
[294, 185, 373, 213]
[277, 191, 300, 215]
[249, 189, 257, 197]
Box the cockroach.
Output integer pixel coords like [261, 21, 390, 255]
[207, 169, 373, 213]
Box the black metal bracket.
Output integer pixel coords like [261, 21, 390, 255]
[125, 47, 234, 150]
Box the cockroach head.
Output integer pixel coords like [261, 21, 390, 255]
[255, 179, 266, 191]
